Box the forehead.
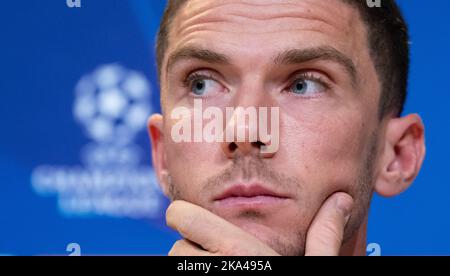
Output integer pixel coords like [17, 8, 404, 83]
[167, 0, 367, 59]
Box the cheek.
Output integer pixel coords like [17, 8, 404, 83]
[280, 110, 369, 200]
[163, 124, 222, 201]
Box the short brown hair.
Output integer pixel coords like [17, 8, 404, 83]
[156, 0, 410, 118]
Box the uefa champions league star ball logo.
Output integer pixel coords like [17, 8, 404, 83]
[31, 64, 163, 219]
[74, 64, 151, 147]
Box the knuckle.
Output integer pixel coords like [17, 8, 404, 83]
[316, 219, 343, 247]
[165, 203, 176, 221]
[322, 219, 341, 238]
[166, 201, 181, 218]
[178, 215, 197, 236]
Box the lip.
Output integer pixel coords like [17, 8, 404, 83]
[213, 184, 290, 207]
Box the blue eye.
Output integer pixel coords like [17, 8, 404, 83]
[188, 77, 224, 97]
[292, 80, 308, 94]
[290, 79, 326, 96]
[192, 79, 207, 95]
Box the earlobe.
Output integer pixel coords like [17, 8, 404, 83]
[148, 114, 170, 197]
[375, 114, 426, 197]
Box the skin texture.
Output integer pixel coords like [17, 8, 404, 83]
[148, 0, 426, 256]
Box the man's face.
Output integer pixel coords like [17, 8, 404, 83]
[157, 0, 382, 255]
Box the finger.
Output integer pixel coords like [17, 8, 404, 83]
[166, 200, 276, 254]
[166, 200, 251, 253]
[168, 239, 212, 256]
[305, 192, 354, 256]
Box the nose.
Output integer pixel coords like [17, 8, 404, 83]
[221, 109, 276, 159]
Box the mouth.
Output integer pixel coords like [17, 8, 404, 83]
[213, 184, 290, 208]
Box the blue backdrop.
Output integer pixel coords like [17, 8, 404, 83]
[0, 0, 449, 256]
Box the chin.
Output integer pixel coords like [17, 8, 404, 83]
[221, 213, 305, 256]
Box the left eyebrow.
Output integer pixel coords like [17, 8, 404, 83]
[273, 46, 357, 85]
[166, 46, 231, 74]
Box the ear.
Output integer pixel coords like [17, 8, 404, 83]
[148, 114, 170, 197]
[375, 114, 426, 197]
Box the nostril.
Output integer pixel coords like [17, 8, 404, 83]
[228, 142, 238, 152]
[252, 141, 266, 148]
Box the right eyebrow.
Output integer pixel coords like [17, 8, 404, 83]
[166, 46, 231, 74]
[273, 46, 358, 85]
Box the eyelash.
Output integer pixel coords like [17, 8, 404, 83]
[286, 72, 331, 92]
[181, 71, 331, 94]
[181, 71, 216, 89]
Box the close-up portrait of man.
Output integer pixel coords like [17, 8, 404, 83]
[147, 0, 426, 256]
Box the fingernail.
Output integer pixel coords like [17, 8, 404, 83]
[335, 194, 353, 224]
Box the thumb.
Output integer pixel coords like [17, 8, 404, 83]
[305, 192, 354, 256]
